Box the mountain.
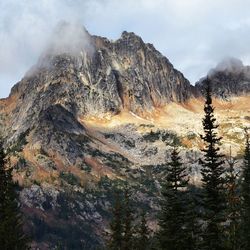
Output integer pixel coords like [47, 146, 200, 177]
[196, 57, 250, 99]
[0, 24, 249, 249]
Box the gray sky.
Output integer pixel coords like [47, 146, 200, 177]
[1, 0, 250, 98]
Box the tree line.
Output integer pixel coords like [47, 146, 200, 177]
[107, 80, 250, 250]
[0, 140, 29, 249]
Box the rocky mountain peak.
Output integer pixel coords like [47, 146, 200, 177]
[196, 58, 250, 99]
[3, 26, 195, 144]
[121, 30, 140, 39]
[120, 31, 144, 45]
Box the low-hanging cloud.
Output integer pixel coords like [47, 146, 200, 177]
[43, 21, 94, 57]
[1, 0, 250, 97]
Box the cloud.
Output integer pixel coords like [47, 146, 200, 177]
[44, 21, 94, 56]
[1, 0, 250, 97]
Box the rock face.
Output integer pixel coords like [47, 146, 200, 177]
[196, 58, 250, 99]
[8, 27, 191, 129]
[1, 24, 196, 150]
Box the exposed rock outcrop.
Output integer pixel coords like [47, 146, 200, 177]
[1, 24, 196, 147]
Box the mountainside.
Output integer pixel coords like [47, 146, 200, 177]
[0, 24, 249, 249]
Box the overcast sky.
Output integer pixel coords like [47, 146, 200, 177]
[1, 0, 250, 98]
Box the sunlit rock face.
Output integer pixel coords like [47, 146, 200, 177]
[1, 25, 195, 147]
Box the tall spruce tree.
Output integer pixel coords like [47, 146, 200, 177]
[241, 129, 250, 249]
[122, 187, 134, 250]
[158, 148, 189, 250]
[184, 187, 201, 250]
[224, 148, 240, 250]
[136, 211, 149, 250]
[108, 186, 135, 250]
[0, 140, 29, 249]
[199, 79, 226, 250]
[109, 189, 123, 250]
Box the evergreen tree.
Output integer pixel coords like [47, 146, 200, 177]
[0, 140, 29, 249]
[241, 129, 250, 249]
[109, 189, 123, 250]
[136, 211, 149, 250]
[158, 148, 189, 250]
[122, 187, 133, 250]
[199, 79, 226, 250]
[184, 187, 201, 250]
[108, 185, 135, 250]
[224, 148, 240, 250]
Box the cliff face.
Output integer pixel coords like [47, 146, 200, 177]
[4, 27, 193, 141]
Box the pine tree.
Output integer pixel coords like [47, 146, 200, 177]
[199, 79, 226, 250]
[184, 187, 201, 250]
[241, 129, 250, 249]
[136, 211, 149, 250]
[224, 148, 241, 250]
[108, 185, 136, 250]
[0, 140, 29, 249]
[109, 189, 123, 250]
[122, 187, 133, 250]
[158, 148, 189, 250]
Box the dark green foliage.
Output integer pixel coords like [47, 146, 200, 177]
[108, 186, 139, 250]
[157, 148, 190, 250]
[135, 211, 150, 250]
[79, 163, 92, 173]
[123, 188, 133, 250]
[143, 130, 181, 146]
[59, 171, 80, 186]
[199, 80, 226, 250]
[30, 189, 102, 249]
[8, 130, 29, 154]
[31, 215, 98, 249]
[143, 130, 161, 142]
[184, 189, 201, 250]
[224, 150, 241, 250]
[241, 130, 250, 249]
[98, 176, 113, 189]
[109, 189, 123, 250]
[0, 140, 29, 249]
[161, 131, 181, 147]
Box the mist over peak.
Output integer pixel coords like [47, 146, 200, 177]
[196, 56, 250, 99]
[206, 56, 250, 80]
[44, 21, 95, 57]
[208, 57, 245, 77]
[216, 57, 243, 72]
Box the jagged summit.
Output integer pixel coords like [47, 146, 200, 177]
[196, 58, 250, 99]
[2, 25, 250, 146]
[6, 26, 194, 128]
[121, 30, 141, 39]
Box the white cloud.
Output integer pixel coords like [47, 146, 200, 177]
[1, 0, 250, 97]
